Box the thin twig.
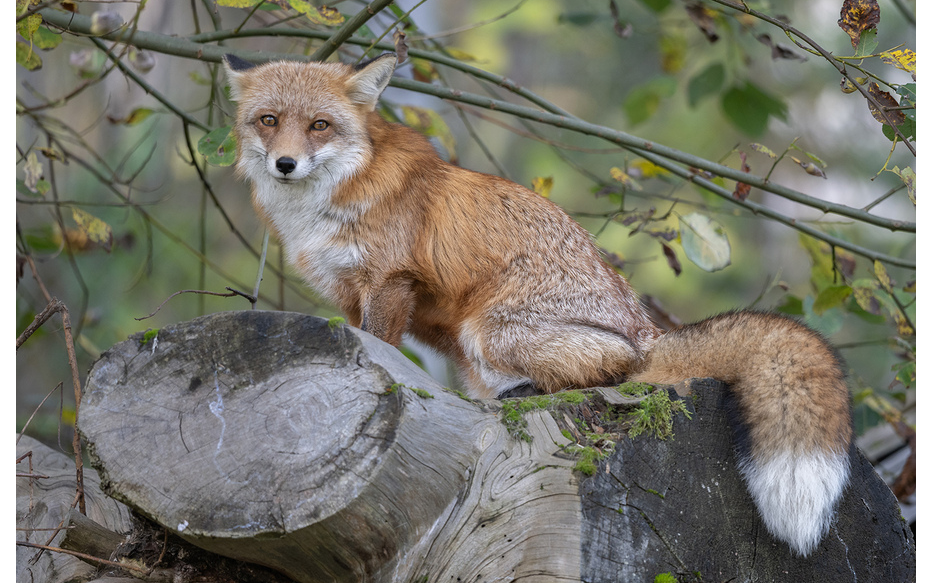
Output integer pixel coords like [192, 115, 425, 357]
[16, 541, 150, 574]
[136, 289, 239, 321]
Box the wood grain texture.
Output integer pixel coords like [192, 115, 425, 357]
[80, 311, 583, 582]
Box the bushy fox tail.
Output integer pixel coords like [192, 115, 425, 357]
[630, 310, 853, 556]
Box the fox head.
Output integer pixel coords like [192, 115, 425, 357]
[223, 53, 397, 187]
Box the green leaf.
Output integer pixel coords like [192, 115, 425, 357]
[17, 13, 42, 40]
[198, 126, 237, 166]
[775, 294, 804, 316]
[854, 29, 878, 58]
[623, 77, 677, 126]
[721, 82, 787, 137]
[637, 0, 672, 13]
[32, 26, 63, 50]
[812, 285, 853, 315]
[678, 212, 731, 272]
[882, 117, 915, 142]
[556, 12, 601, 26]
[802, 296, 843, 336]
[16, 40, 42, 71]
[687, 63, 725, 107]
[123, 108, 155, 126]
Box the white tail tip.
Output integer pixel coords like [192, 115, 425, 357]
[739, 449, 850, 556]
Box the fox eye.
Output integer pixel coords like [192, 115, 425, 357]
[311, 120, 329, 131]
[259, 115, 277, 127]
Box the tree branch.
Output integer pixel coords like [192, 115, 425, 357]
[37, 6, 914, 271]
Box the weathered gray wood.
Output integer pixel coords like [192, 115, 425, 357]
[59, 509, 127, 562]
[16, 435, 134, 583]
[80, 310, 583, 582]
[77, 310, 915, 582]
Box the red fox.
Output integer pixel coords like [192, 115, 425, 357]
[223, 53, 853, 557]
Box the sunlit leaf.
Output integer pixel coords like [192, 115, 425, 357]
[880, 48, 916, 79]
[109, 107, 155, 126]
[679, 212, 731, 272]
[17, 13, 42, 40]
[813, 285, 852, 315]
[873, 260, 895, 294]
[32, 26, 62, 50]
[660, 32, 687, 74]
[749, 143, 778, 159]
[23, 152, 44, 194]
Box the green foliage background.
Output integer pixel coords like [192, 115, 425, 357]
[16, 0, 915, 450]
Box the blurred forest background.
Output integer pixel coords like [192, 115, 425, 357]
[16, 0, 915, 484]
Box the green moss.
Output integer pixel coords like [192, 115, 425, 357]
[447, 388, 474, 402]
[615, 381, 653, 397]
[572, 446, 602, 476]
[499, 390, 591, 442]
[500, 400, 533, 442]
[383, 383, 433, 399]
[140, 328, 159, 344]
[408, 386, 434, 399]
[654, 573, 679, 583]
[327, 316, 345, 329]
[497, 387, 691, 474]
[627, 389, 692, 440]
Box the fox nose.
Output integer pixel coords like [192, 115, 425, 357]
[276, 157, 297, 175]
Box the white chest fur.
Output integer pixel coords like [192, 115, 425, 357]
[252, 177, 366, 300]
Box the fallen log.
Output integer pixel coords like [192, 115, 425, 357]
[76, 310, 915, 582]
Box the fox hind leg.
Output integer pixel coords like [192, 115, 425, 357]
[459, 316, 643, 398]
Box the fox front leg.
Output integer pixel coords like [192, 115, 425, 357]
[361, 275, 416, 346]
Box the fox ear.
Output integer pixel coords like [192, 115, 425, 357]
[223, 54, 255, 101]
[346, 53, 397, 110]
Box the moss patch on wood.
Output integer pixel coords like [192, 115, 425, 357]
[498, 384, 693, 474]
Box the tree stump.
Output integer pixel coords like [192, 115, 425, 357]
[77, 310, 915, 582]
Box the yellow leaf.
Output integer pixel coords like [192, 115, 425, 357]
[401, 106, 456, 163]
[749, 143, 778, 159]
[873, 260, 894, 294]
[890, 166, 915, 204]
[126, 108, 154, 125]
[444, 47, 478, 62]
[629, 159, 668, 178]
[609, 167, 643, 191]
[531, 177, 553, 198]
[72, 208, 113, 252]
[292, 1, 345, 26]
[880, 48, 916, 77]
